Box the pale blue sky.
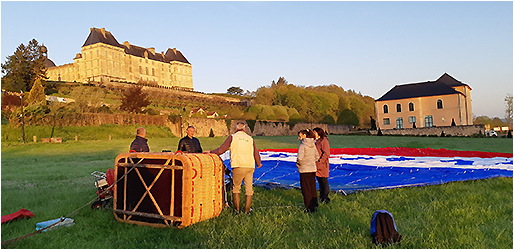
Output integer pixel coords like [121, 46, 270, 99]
[1, 1, 512, 118]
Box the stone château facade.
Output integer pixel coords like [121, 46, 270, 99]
[46, 27, 193, 90]
[375, 73, 472, 129]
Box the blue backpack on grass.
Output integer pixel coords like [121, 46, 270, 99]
[370, 210, 402, 245]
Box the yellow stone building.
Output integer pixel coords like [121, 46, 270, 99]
[375, 73, 472, 129]
[46, 27, 193, 90]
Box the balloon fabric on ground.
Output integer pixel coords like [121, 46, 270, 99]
[220, 147, 513, 193]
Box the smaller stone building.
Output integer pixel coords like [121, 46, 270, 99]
[375, 73, 472, 129]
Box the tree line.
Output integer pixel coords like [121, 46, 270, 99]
[229, 77, 375, 127]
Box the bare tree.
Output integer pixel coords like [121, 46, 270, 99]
[505, 93, 512, 128]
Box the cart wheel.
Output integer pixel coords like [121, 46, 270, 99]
[91, 201, 102, 209]
[102, 200, 112, 209]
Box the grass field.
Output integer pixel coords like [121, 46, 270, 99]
[1, 133, 512, 248]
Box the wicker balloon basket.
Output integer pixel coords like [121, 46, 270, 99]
[113, 152, 225, 228]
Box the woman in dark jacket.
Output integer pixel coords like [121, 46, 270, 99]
[313, 127, 330, 203]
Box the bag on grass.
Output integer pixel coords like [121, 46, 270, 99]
[370, 210, 402, 245]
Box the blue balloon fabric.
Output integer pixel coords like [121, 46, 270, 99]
[220, 150, 513, 193]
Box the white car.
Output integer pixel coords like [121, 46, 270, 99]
[485, 130, 498, 137]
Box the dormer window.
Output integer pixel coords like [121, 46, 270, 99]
[409, 102, 414, 111]
[396, 103, 402, 112]
[383, 105, 389, 114]
[437, 99, 443, 109]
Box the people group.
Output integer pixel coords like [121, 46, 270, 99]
[129, 124, 330, 214]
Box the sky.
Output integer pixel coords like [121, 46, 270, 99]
[1, 1, 512, 118]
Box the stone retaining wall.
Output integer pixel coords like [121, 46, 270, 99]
[370, 125, 486, 136]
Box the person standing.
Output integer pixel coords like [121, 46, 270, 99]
[130, 127, 149, 152]
[177, 126, 203, 153]
[313, 127, 331, 204]
[296, 129, 320, 213]
[209, 121, 262, 213]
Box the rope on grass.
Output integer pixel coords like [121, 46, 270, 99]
[1, 158, 142, 246]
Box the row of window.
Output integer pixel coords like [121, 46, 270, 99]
[383, 115, 434, 129]
[383, 100, 443, 114]
[84, 49, 192, 74]
[84, 48, 123, 61]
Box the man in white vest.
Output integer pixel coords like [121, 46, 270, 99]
[209, 121, 262, 213]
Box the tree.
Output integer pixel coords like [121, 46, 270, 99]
[1, 39, 47, 92]
[337, 109, 359, 127]
[120, 86, 151, 113]
[473, 115, 492, 125]
[321, 114, 336, 124]
[254, 87, 276, 105]
[491, 117, 505, 128]
[27, 78, 46, 105]
[505, 93, 512, 128]
[272, 105, 289, 121]
[70, 85, 105, 113]
[227, 86, 244, 96]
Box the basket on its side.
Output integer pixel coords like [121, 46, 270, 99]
[113, 152, 224, 228]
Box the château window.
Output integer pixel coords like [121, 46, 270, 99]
[425, 115, 434, 127]
[383, 118, 390, 125]
[396, 103, 402, 112]
[139, 66, 142, 74]
[396, 117, 403, 129]
[408, 116, 416, 124]
[409, 102, 414, 111]
[383, 105, 389, 114]
[152, 68, 155, 76]
[146, 67, 148, 75]
[437, 99, 443, 109]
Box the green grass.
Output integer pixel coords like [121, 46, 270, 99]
[1, 124, 176, 145]
[1, 134, 512, 248]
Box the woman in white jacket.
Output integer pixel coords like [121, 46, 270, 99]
[296, 129, 320, 213]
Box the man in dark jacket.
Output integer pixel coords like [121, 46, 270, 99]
[130, 127, 149, 152]
[177, 126, 203, 153]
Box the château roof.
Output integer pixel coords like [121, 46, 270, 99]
[44, 57, 56, 67]
[83, 28, 124, 48]
[376, 73, 468, 101]
[82, 27, 190, 64]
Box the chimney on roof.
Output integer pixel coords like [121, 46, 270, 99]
[148, 47, 155, 54]
[123, 41, 130, 48]
[161, 51, 165, 57]
[173, 48, 177, 54]
[100, 28, 106, 38]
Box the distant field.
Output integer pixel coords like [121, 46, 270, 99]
[1, 133, 512, 248]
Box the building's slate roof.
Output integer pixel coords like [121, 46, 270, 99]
[82, 28, 124, 48]
[44, 57, 56, 67]
[82, 27, 190, 64]
[376, 73, 467, 101]
[436, 73, 470, 88]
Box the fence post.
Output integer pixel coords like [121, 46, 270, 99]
[109, 135, 112, 140]
[75, 135, 78, 141]
[33, 136, 37, 143]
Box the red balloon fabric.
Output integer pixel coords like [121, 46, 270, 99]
[1, 208, 34, 224]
